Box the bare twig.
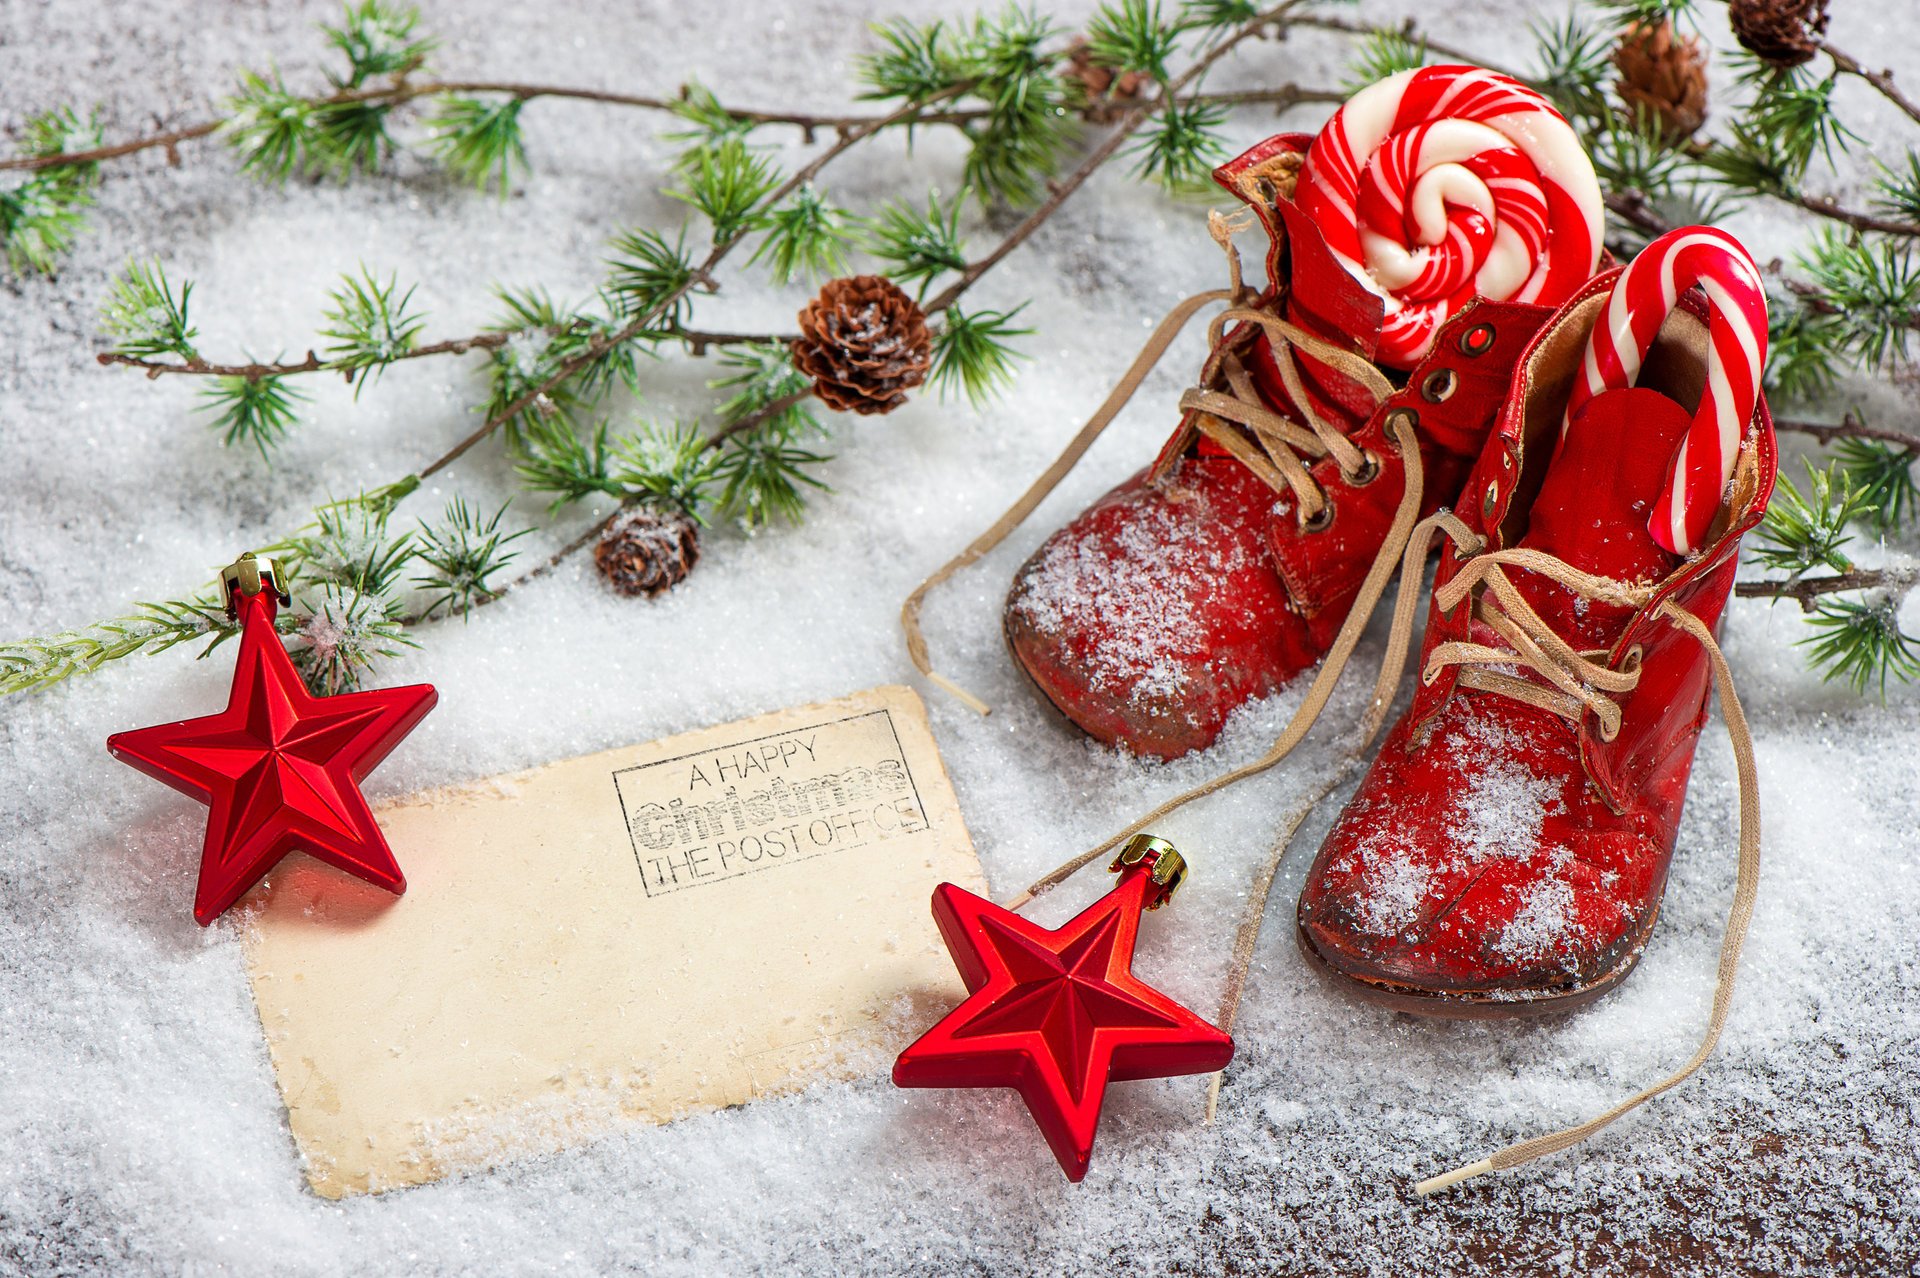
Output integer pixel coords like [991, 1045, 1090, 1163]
[1195, 85, 1346, 113]
[1773, 413, 1920, 449]
[1737, 566, 1920, 611]
[1822, 42, 1920, 129]
[1604, 190, 1674, 238]
[94, 323, 787, 381]
[1785, 193, 1920, 240]
[1, 120, 223, 173]
[1291, 13, 1524, 80]
[704, 389, 816, 451]
[1612, 169, 1919, 244]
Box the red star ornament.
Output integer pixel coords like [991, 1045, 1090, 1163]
[892, 837, 1233, 1181]
[107, 565, 436, 926]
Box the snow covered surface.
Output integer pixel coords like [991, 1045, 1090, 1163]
[4, 0, 1918, 1273]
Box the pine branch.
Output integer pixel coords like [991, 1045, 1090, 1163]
[419, 503, 623, 622]
[432, 386, 821, 620]
[0, 598, 235, 696]
[1326, 15, 1919, 251]
[0, 81, 953, 176]
[418, 0, 1339, 589]
[5, 77, 1354, 181]
[925, 0, 1317, 314]
[417, 88, 962, 481]
[1798, 591, 1920, 695]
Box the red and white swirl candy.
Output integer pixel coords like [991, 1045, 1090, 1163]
[1296, 66, 1605, 369]
[1566, 226, 1769, 557]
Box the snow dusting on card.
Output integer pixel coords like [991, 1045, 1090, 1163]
[241, 685, 983, 1198]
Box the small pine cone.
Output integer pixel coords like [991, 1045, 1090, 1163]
[1728, 0, 1829, 68]
[1615, 20, 1710, 144]
[595, 507, 700, 599]
[1063, 38, 1148, 123]
[791, 275, 932, 416]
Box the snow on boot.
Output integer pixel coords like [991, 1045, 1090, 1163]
[990, 70, 1604, 759]
[1288, 237, 1777, 1189]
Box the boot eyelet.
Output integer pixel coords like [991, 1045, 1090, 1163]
[1383, 407, 1419, 446]
[1344, 450, 1382, 487]
[1622, 643, 1645, 674]
[1458, 323, 1496, 357]
[1481, 482, 1499, 520]
[1597, 710, 1622, 742]
[1420, 368, 1459, 403]
[1420, 661, 1440, 687]
[1300, 501, 1335, 534]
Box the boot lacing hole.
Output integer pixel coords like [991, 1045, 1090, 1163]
[1421, 660, 1441, 687]
[1458, 323, 1496, 356]
[1420, 368, 1458, 402]
[1344, 450, 1382, 487]
[1596, 645, 1646, 742]
[1481, 482, 1499, 520]
[1300, 498, 1335, 534]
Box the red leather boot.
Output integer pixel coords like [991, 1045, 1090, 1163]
[1296, 270, 1777, 1017]
[1000, 135, 1560, 759]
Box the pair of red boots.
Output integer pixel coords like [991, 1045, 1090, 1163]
[916, 129, 1772, 1101]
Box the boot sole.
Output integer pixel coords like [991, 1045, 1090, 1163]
[1000, 609, 1211, 760]
[1292, 904, 1661, 1021]
[1001, 609, 1102, 741]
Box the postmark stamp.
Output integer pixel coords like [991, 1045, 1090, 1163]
[613, 708, 933, 897]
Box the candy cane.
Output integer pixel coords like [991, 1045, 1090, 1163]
[1296, 65, 1605, 369]
[1566, 226, 1769, 557]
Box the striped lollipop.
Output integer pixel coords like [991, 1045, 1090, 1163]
[1296, 65, 1605, 369]
[1566, 226, 1769, 556]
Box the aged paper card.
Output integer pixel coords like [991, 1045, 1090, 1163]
[242, 685, 983, 1198]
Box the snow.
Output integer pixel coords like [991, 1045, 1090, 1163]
[1490, 865, 1583, 967]
[1009, 485, 1256, 705]
[4, 0, 1920, 1273]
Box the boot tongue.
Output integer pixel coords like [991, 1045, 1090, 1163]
[1512, 387, 1688, 649]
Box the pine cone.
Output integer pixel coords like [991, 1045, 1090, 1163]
[1063, 38, 1148, 123]
[791, 275, 932, 416]
[595, 507, 700, 598]
[1728, 0, 1829, 68]
[1614, 20, 1709, 144]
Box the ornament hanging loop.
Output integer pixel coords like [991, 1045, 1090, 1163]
[1109, 833, 1187, 909]
[219, 551, 292, 617]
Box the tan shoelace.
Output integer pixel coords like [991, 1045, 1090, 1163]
[1391, 516, 1763, 1195]
[901, 211, 1760, 1188]
[1004, 500, 1761, 1193]
[901, 211, 1391, 713]
[1181, 305, 1387, 529]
